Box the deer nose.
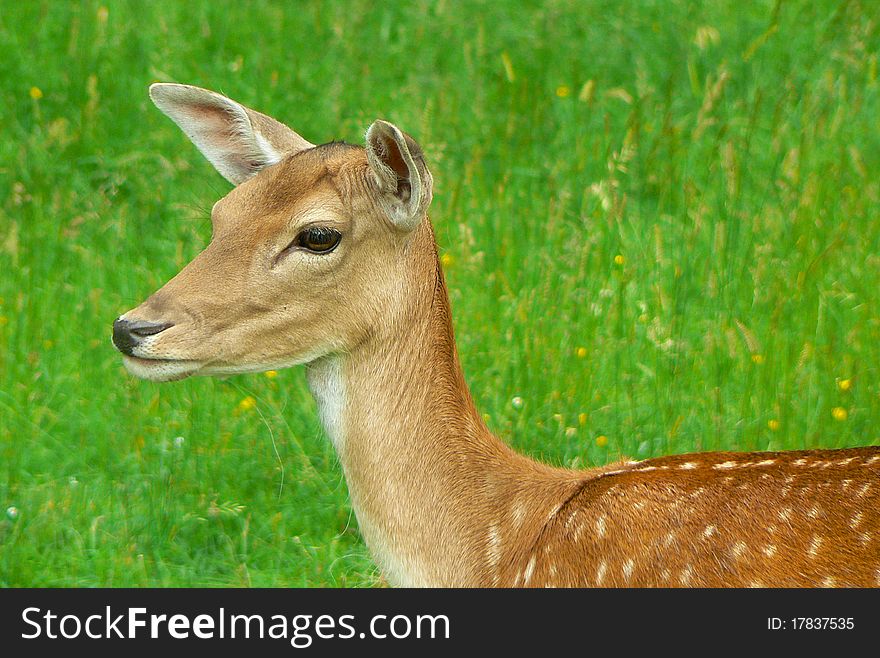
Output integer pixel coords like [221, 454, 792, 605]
[112, 317, 173, 356]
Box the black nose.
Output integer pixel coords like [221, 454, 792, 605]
[112, 317, 173, 356]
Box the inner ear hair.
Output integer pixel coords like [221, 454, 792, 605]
[371, 131, 411, 200]
[376, 132, 409, 178]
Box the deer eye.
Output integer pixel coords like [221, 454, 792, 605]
[295, 226, 342, 254]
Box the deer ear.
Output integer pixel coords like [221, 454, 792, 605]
[149, 83, 315, 185]
[365, 120, 433, 231]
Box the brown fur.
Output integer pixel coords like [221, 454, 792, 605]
[115, 84, 880, 587]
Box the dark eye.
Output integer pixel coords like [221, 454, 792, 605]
[295, 226, 342, 254]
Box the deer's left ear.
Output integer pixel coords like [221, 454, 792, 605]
[149, 83, 315, 185]
[365, 120, 433, 231]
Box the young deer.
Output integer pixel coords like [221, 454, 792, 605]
[113, 83, 880, 587]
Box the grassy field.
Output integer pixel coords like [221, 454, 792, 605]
[1, 0, 879, 587]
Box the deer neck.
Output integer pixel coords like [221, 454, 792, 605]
[305, 227, 553, 586]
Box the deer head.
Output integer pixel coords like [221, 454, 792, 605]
[112, 83, 434, 382]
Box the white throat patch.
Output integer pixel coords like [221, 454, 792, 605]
[306, 356, 346, 452]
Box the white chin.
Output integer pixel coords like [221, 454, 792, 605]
[122, 356, 201, 382]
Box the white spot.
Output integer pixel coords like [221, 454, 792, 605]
[596, 515, 607, 538]
[780, 486, 791, 497]
[664, 532, 676, 548]
[763, 544, 777, 558]
[857, 483, 871, 498]
[866, 455, 879, 465]
[837, 457, 855, 466]
[748, 580, 764, 588]
[714, 461, 738, 470]
[524, 556, 536, 585]
[779, 508, 792, 522]
[784, 475, 795, 484]
[767, 525, 778, 535]
[679, 566, 694, 586]
[807, 506, 820, 519]
[821, 576, 836, 588]
[511, 500, 527, 528]
[850, 512, 863, 529]
[755, 459, 776, 467]
[793, 458, 808, 466]
[660, 568, 670, 581]
[731, 541, 747, 559]
[808, 536, 823, 558]
[486, 524, 502, 570]
[623, 559, 634, 582]
[637, 466, 657, 472]
[680, 462, 699, 470]
[841, 479, 853, 490]
[702, 525, 717, 540]
[633, 501, 646, 511]
[548, 564, 558, 577]
[596, 561, 607, 585]
[859, 532, 871, 546]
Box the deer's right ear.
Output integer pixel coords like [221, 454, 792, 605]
[365, 120, 433, 231]
[149, 83, 314, 186]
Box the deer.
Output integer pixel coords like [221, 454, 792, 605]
[112, 83, 880, 588]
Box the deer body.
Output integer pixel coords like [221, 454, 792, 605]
[114, 84, 880, 587]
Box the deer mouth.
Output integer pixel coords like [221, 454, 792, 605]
[112, 315, 204, 381]
[121, 354, 202, 382]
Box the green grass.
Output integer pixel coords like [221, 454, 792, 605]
[1, 0, 879, 586]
